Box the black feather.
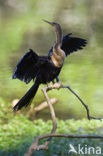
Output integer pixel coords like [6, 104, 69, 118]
[61, 34, 87, 56]
[13, 81, 39, 111]
[12, 49, 48, 84]
[12, 49, 39, 83]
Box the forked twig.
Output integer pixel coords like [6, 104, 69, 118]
[25, 83, 103, 156]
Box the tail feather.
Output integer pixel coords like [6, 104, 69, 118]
[13, 82, 39, 111]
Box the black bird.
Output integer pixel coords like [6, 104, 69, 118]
[12, 20, 87, 111]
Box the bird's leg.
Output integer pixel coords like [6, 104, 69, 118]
[56, 77, 60, 82]
[47, 82, 54, 89]
[52, 80, 55, 84]
[47, 83, 50, 87]
[47, 83, 53, 88]
[53, 77, 61, 89]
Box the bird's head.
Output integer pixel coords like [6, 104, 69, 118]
[43, 19, 60, 29]
[43, 19, 62, 48]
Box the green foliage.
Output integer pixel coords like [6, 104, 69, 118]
[0, 98, 103, 155]
[0, 114, 103, 155]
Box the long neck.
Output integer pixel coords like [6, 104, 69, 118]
[54, 24, 62, 49]
[51, 24, 65, 67]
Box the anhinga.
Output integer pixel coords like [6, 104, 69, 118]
[12, 20, 87, 111]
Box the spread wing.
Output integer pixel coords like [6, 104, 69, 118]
[49, 33, 87, 56]
[61, 33, 87, 56]
[12, 49, 39, 84]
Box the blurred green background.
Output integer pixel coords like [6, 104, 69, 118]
[0, 0, 103, 155]
[0, 0, 103, 119]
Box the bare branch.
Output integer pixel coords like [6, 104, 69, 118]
[28, 98, 58, 115]
[41, 83, 103, 120]
[25, 133, 103, 156]
[61, 85, 103, 120]
[25, 83, 103, 156]
[34, 98, 57, 112]
[42, 86, 57, 133]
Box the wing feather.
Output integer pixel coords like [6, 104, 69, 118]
[61, 34, 87, 56]
[12, 49, 39, 84]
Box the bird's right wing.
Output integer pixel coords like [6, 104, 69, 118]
[12, 49, 40, 84]
[61, 33, 87, 56]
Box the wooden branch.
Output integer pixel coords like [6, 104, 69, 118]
[28, 98, 58, 115]
[61, 85, 103, 120]
[25, 133, 103, 156]
[42, 86, 57, 134]
[35, 98, 58, 112]
[25, 83, 103, 156]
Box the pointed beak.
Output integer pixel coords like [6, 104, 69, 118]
[43, 19, 54, 26]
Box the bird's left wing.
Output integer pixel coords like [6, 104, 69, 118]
[61, 33, 87, 56]
[12, 49, 39, 84]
